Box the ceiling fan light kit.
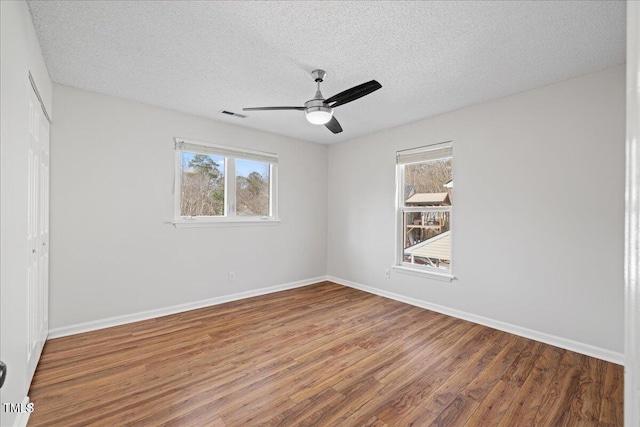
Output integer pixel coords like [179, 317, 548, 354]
[305, 107, 333, 125]
[243, 69, 381, 134]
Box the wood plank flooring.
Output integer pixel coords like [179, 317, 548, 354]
[28, 282, 623, 426]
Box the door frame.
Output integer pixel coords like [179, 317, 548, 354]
[625, 1, 640, 426]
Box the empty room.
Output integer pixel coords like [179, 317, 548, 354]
[2, 1, 639, 426]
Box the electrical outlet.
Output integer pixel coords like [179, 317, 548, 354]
[228, 271, 235, 282]
[385, 269, 391, 279]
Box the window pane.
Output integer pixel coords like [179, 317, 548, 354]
[403, 157, 453, 270]
[236, 159, 270, 216]
[403, 210, 451, 270]
[403, 157, 453, 205]
[180, 151, 225, 216]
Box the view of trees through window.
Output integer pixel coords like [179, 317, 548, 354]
[405, 158, 452, 195]
[402, 157, 453, 270]
[179, 151, 271, 218]
[236, 159, 270, 216]
[180, 152, 225, 216]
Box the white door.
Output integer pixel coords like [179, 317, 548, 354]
[38, 93, 49, 348]
[26, 83, 49, 384]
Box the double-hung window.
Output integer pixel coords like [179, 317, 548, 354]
[396, 142, 453, 278]
[173, 137, 278, 226]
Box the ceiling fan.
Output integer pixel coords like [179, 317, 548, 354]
[243, 70, 381, 134]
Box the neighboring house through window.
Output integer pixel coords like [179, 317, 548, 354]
[173, 137, 278, 226]
[396, 142, 453, 278]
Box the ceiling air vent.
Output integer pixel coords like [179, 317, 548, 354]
[219, 110, 247, 119]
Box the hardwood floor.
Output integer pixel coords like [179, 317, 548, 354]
[28, 282, 623, 426]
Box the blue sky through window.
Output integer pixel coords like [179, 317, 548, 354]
[181, 152, 225, 174]
[181, 152, 268, 177]
[236, 159, 269, 178]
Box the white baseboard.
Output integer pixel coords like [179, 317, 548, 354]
[12, 396, 31, 427]
[48, 275, 624, 366]
[327, 276, 625, 366]
[48, 276, 326, 339]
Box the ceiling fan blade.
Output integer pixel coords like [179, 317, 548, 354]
[243, 106, 305, 111]
[325, 116, 343, 134]
[325, 80, 382, 108]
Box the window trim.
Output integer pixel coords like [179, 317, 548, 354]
[172, 138, 279, 227]
[395, 141, 454, 281]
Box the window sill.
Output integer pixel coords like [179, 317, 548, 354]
[392, 265, 455, 282]
[172, 219, 280, 228]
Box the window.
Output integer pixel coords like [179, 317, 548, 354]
[396, 142, 453, 278]
[173, 138, 278, 226]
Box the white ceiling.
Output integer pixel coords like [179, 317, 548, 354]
[27, 1, 625, 145]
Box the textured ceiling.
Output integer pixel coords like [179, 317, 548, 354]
[28, 1, 625, 145]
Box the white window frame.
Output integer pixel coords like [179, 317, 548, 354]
[172, 137, 279, 228]
[394, 141, 454, 281]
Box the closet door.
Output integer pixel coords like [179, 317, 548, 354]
[26, 83, 49, 385]
[38, 95, 49, 346]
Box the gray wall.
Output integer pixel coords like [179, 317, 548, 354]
[49, 65, 625, 360]
[49, 84, 328, 330]
[327, 66, 625, 356]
